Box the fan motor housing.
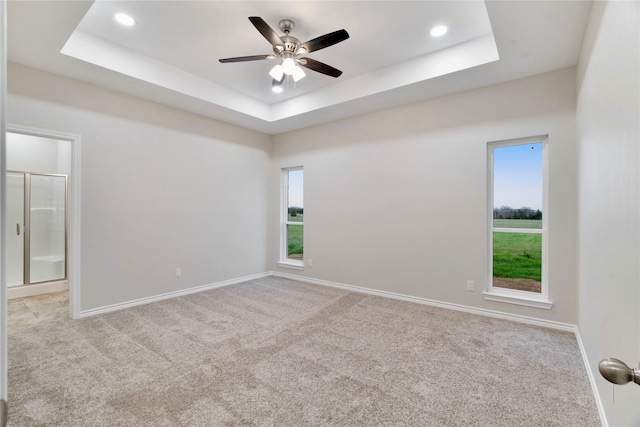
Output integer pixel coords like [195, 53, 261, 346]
[279, 35, 300, 53]
[273, 19, 300, 54]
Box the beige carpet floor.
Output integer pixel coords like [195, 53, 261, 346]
[8, 277, 600, 426]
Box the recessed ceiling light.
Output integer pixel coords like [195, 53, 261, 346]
[115, 13, 135, 27]
[430, 25, 448, 37]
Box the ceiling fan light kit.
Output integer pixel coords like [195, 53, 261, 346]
[219, 17, 349, 92]
[269, 64, 284, 81]
[291, 65, 306, 82]
[281, 56, 297, 75]
[271, 78, 284, 93]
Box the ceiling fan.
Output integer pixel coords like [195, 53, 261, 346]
[219, 17, 349, 86]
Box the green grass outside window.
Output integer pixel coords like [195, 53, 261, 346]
[493, 232, 542, 281]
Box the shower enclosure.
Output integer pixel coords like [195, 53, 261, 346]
[6, 171, 68, 287]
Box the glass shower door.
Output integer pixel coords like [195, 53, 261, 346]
[28, 174, 67, 284]
[5, 173, 24, 287]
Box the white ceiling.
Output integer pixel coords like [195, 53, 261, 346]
[7, 1, 591, 135]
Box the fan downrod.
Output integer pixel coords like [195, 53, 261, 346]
[279, 19, 295, 34]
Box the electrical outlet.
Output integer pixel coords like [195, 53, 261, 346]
[175, 268, 181, 278]
[307, 259, 313, 267]
[467, 280, 475, 291]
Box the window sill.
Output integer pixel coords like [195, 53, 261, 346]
[278, 261, 304, 271]
[483, 290, 553, 310]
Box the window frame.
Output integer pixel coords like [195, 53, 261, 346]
[484, 135, 552, 309]
[278, 166, 304, 270]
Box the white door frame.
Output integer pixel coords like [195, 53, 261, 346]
[1, 1, 7, 418]
[0, 1, 9, 427]
[6, 124, 82, 319]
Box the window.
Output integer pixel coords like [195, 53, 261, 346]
[485, 136, 551, 309]
[279, 167, 304, 269]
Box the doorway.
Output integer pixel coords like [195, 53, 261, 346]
[5, 132, 72, 300]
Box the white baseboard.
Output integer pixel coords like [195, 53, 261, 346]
[8, 281, 69, 299]
[78, 272, 270, 318]
[270, 271, 577, 332]
[79, 270, 574, 331]
[575, 329, 608, 427]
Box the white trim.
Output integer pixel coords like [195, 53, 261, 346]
[6, 124, 82, 319]
[575, 329, 609, 427]
[482, 289, 553, 309]
[280, 166, 304, 264]
[493, 227, 542, 234]
[487, 135, 549, 305]
[280, 169, 286, 262]
[7, 281, 68, 299]
[78, 272, 270, 318]
[0, 0, 7, 400]
[277, 261, 304, 271]
[270, 271, 573, 332]
[80, 269, 569, 330]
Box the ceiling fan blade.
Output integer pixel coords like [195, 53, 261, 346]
[298, 29, 349, 54]
[299, 57, 343, 78]
[219, 55, 274, 63]
[248, 17, 282, 47]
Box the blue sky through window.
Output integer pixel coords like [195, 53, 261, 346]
[493, 143, 542, 210]
[288, 169, 304, 208]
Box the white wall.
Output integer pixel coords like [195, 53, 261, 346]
[576, 1, 640, 425]
[272, 67, 578, 325]
[7, 63, 272, 312]
[6, 133, 71, 175]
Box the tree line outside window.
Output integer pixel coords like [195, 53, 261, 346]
[493, 206, 542, 220]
